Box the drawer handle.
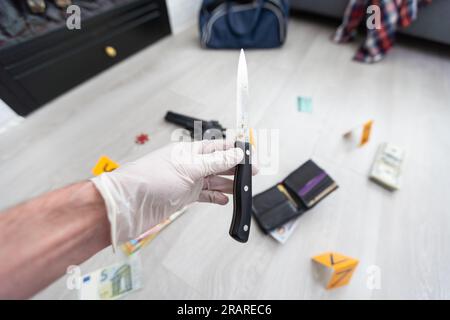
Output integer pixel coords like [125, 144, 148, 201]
[105, 46, 117, 58]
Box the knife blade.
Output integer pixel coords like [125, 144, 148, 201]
[230, 49, 252, 243]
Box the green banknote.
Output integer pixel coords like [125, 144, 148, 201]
[79, 254, 142, 300]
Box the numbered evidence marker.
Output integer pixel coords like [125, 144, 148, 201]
[312, 252, 359, 289]
[343, 120, 373, 147]
[359, 120, 373, 146]
[92, 156, 119, 176]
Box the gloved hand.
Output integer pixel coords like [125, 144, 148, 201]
[92, 139, 253, 250]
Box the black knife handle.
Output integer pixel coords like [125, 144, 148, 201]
[230, 141, 252, 243]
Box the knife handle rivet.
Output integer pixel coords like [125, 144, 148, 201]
[243, 225, 249, 232]
[244, 185, 249, 192]
[245, 149, 250, 156]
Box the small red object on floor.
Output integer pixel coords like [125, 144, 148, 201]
[135, 133, 149, 145]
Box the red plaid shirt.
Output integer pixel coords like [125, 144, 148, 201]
[333, 0, 432, 63]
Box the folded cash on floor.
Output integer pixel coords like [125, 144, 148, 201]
[79, 254, 142, 300]
[252, 160, 338, 244]
[370, 143, 405, 190]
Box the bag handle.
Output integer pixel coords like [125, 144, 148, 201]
[226, 0, 265, 36]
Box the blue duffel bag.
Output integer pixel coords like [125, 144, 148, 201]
[199, 0, 290, 49]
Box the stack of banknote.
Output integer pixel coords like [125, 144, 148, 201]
[369, 143, 405, 190]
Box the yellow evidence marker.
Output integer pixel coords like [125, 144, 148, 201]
[312, 252, 359, 289]
[249, 127, 255, 147]
[343, 120, 373, 148]
[360, 120, 373, 146]
[92, 156, 120, 176]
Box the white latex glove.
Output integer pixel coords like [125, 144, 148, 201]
[92, 139, 247, 250]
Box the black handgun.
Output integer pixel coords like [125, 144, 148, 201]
[165, 111, 226, 140]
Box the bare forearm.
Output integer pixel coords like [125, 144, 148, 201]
[0, 181, 111, 299]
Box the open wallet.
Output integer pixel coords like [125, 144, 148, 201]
[252, 160, 338, 233]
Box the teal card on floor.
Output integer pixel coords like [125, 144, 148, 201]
[297, 96, 313, 113]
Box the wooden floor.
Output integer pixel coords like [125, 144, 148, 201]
[1, 18, 449, 299]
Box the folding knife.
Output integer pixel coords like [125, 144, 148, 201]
[230, 49, 252, 243]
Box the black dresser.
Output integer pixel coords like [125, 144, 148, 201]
[0, 0, 171, 116]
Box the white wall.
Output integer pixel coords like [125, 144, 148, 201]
[166, 0, 203, 34]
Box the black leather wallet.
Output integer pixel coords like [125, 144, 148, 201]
[252, 160, 338, 233]
[284, 160, 338, 208]
[252, 185, 306, 233]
